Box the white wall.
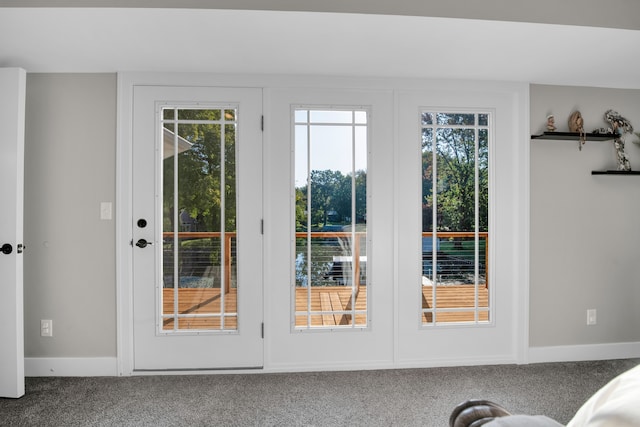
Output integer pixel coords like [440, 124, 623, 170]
[24, 74, 117, 359]
[530, 85, 640, 349]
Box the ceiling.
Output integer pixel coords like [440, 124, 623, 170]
[1, 8, 639, 89]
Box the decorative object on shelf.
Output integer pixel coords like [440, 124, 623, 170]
[591, 127, 613, 135]
[546, 114, 556, 132]
[604, 109, 632, 171]
[568, 110, 586, 150]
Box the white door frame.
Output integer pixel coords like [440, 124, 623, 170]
[0, 68, 26, 397]
[117, 74, 266, 374]
[117, 73, 529, 374]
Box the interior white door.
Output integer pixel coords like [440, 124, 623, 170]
[132, 86, 263, 370]
[0, 68, 26, 398]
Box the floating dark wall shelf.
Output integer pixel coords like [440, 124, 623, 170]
[532, 132, 633, 175]
[531, 131, 615, 141]
[591, 170, 640, 175]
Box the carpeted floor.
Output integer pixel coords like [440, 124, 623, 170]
[1, 358, 639, 427]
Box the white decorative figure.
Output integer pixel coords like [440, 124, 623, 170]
[546, 115, 556, 132]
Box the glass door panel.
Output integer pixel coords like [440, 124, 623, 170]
[162, 109, 238, 331]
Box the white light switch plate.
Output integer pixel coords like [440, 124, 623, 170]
[100, 202, 112, 220]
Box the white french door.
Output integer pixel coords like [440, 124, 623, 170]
[131, 86, 263, 370]
[119, 76, 527, 373]
[0, 68, 26, 397]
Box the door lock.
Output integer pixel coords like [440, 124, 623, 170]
[135, 238, 153, 248]
[1, 243, 12, 255]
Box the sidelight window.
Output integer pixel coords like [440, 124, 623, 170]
[421, 111, 490, 325]
[293, 107, 369, 330]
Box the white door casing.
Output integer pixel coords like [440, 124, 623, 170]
[0, 68, 26, 398]
[117, 74, 528, 373]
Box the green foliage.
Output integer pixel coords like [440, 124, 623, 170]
[163, 109, 237, 233]
[422, 117, 489, 232]
[295, 169, 367, 231]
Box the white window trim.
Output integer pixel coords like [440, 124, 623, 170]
[291, 104, 372, 332]
[419, 108, 493, 327]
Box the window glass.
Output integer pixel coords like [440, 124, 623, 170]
[421, 111, 490, 325]
[161, 107, 238, 331]
[294, 107, 369, 329]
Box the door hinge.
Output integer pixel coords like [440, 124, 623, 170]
[261, 322, 264, 339]
[260, 219, 264, 235]
[261, 115, 264, 131]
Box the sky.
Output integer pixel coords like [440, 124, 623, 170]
[294, 109, 368, 188]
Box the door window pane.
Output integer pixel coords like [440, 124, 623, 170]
[294, 108, 368, 329]
[161, 107, 238, 332]
[421, 111, 490, 325]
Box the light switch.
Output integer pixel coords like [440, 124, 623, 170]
[100, 202, 112, 220]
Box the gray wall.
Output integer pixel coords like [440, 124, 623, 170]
[24, 74, 116, 357]
[530, 85, 640, 347]
[22, 75, 640, 359]
[5, 0, 640, 30]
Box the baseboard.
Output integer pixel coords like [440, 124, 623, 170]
[528, 342, 640, 364]
[264, 354, 517, 374]
[25, 357, 118, 377]
[24, 344, 640, 377]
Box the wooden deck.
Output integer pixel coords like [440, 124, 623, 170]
[295, 286, 367, 327]
[161, 284, 488, 330]
[422, 285, 489, 323]
[162, 288, 238, 330]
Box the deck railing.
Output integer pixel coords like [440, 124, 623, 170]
[163, 232, 236, 293]
[295, 231, 366, 293]
[163, 230, 489, 293]
[423, 231, 489, 288]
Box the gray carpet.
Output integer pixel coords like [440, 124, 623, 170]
[1, 358, 639, 427]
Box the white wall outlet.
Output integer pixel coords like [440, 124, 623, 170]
[587, 309, 597, 326]
[41, 319, 53, 337]
[100, 201, 112, 220]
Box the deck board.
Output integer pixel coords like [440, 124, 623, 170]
[161, 284, 488, 330]
[422, 285, 489, 323]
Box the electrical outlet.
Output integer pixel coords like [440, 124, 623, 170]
[587, 309, 597, 326]
[41, 319, 53, 337]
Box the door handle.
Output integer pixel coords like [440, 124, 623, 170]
[1, 243, 12, 255]
[135, 238, 153, 248]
